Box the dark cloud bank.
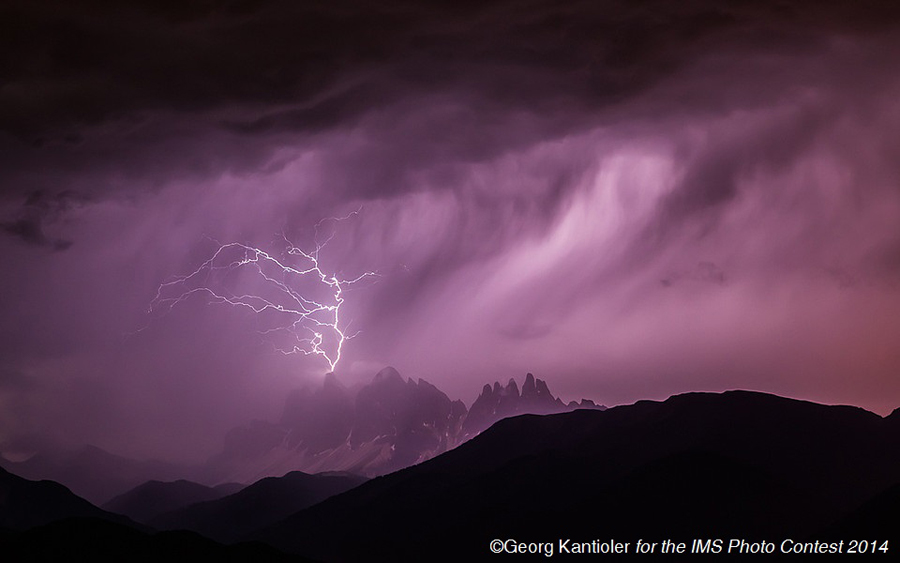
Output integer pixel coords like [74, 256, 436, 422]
[2, 0, 900, 463]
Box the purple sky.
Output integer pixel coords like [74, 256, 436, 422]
[3, 0, 900, 463]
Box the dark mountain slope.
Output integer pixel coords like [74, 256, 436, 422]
[103, 479, 240, 524]
[151, 470, 366, 543]
[253, 391, 899, 561]
[0, 465, 137, 532]
[821, 482, 900, 539]
[0, 518, 310, 563]
[1, 445, 193, 505]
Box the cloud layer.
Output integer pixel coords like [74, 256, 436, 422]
[2, 0, 900, 462]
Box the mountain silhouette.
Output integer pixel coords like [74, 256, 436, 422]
[103, 479, 243, 524]
[462, 372, 599, 438]
[208, 367, 601, 483]
[1, 445, 194, 505]
[0, 466, 313, 561]
[150, 470, 367, 543]
[250, 391, 899, 561]
[4, 389, 896, 560]
[0, 465, 138, 532]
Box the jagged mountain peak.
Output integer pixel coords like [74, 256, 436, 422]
[522, 372, 537, 397]
[461, 372, 603, 439]
[210, 368, 602, 484]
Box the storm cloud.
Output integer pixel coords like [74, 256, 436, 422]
[2, 0, 900, 463]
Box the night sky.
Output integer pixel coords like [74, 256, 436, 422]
[3, 0, 900, 464]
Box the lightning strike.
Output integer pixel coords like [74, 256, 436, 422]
[151, 213, 377, 373]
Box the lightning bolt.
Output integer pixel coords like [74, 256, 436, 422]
[150, 212, 377, 373]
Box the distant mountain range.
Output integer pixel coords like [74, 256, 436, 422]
[2, 388, 898, 561]
[0, 465, 306, 561]
[0, 444, 196, 506]
[148, 471, 367, 542]
[0, 368, 602, 503]
[0, 463, 330, 561]
[251, 391, 900, 561]
[206, 367, 603, 484]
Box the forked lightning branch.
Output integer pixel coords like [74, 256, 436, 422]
[151, 216, 376, 373]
